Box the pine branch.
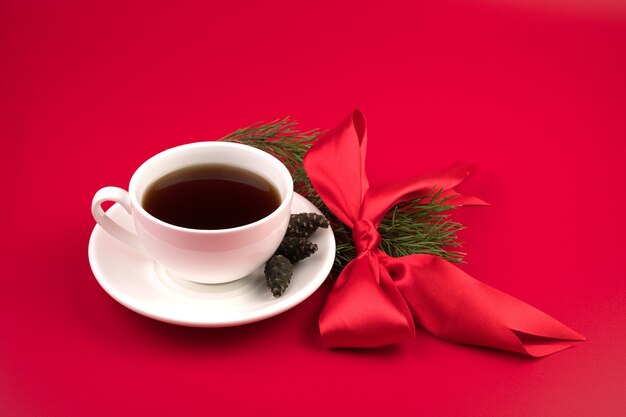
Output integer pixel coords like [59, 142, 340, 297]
[220, 117, 321, 193]
[220, 117, 465, 271]
[379, 189, 465, 263]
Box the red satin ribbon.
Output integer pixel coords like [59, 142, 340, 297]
[303, 109, 584, 356]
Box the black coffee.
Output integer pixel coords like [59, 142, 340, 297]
[142, 164, 281, 230]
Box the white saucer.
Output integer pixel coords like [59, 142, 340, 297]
[88, 193, 335, 327]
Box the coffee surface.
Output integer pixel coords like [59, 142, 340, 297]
[142, 164, 281, 230]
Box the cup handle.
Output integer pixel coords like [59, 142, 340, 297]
[92, 186, 143, 251]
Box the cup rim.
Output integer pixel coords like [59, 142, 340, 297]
[128, 141, 294, 234]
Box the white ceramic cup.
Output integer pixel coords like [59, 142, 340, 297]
[91, 142, 293, 284]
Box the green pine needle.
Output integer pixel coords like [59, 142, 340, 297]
[220, 117, 465, 271]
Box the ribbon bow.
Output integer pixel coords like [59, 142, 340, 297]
[303, 110, 584, 357]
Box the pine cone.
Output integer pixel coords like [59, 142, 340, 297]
[264, 213, 326, 297]
[286, 213, 330, 238]
[264, 254, 293, 297]
[276, 236, 318, 263]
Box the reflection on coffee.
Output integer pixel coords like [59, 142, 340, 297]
[142, 164, 281, 230]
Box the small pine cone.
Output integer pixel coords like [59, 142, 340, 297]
[286, 213, 330, 238]
[264, 254, 293, 297]
[276, 236, 318, 263]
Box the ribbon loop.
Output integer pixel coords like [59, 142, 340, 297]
[352, 219, 381, 254]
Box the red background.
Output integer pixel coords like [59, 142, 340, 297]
[2, 1, 625, 416]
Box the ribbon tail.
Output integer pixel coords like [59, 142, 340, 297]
[439, 189, 488, 207]
[362, 162, 487, 224]
[384, 255, 584, 357]
[319, 253, 415, 348]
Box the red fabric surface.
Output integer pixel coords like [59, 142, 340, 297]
[1, 1, 625, 416]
